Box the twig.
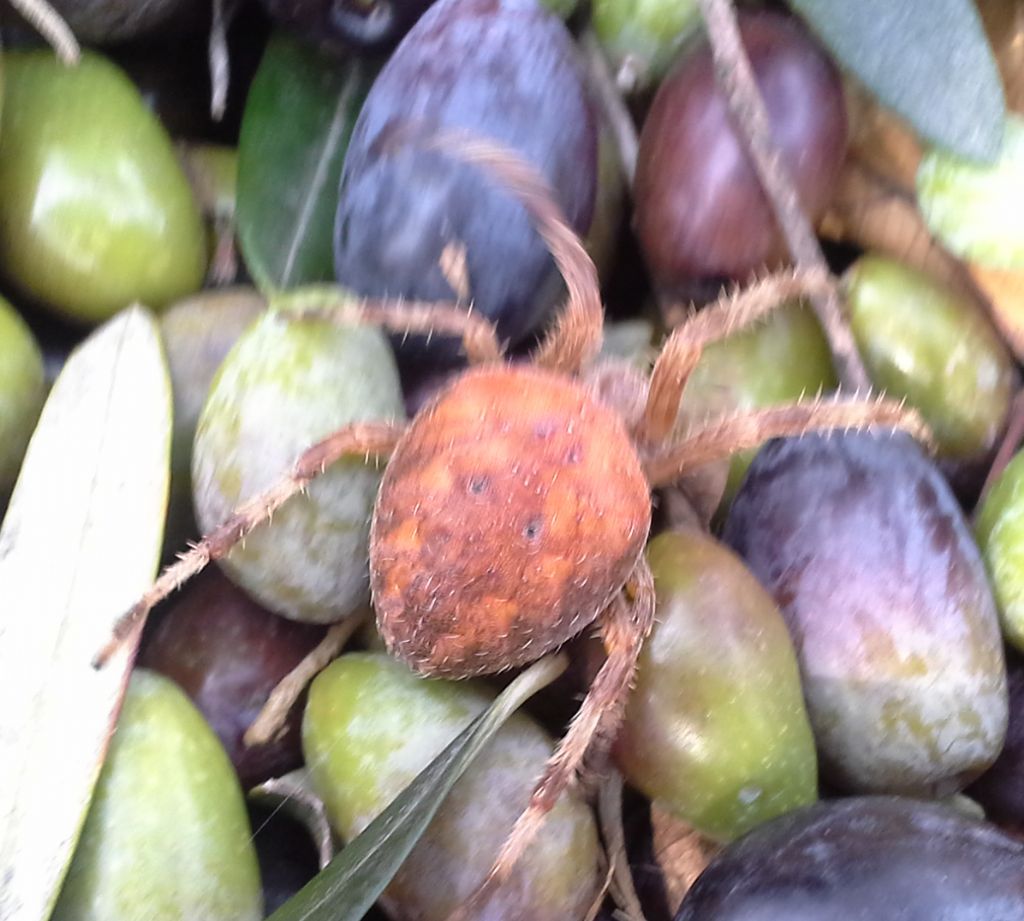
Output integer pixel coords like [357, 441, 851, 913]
[8, 0, 80, 65]
[209, 0, 239, 121]
[694, 0, 869, 391]
[580, 30, 639, 186]
[598, 772, 649, 921]
[976, 390, 1024, 514]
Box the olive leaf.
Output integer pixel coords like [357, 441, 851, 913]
[236, 33, 375, 293]
[787, 0, 1006, 163]
[268, 653, 568, 921]
[0, 307, 171, 921]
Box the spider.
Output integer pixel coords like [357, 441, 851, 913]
[95, 130, 927, 914]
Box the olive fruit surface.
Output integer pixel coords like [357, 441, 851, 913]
[159, 288, 264, 553]
[303, 653, 601, 921]
[615, 530, 817, 842]
[0, 52, 207, 324]
[675, 796, 1024, 920]
[372, 363, 651, 677]
[0, 297, 45, 496]
[969, 653, 1024, 825]
[51, 670, 262, 921]
[976, 451, 1024, 651]
[139, 568, 327, 787]
[334, 0, 597, 354]
[679, 299, 837, 504]
[844, 254, 1017, 459]
[193, 307, 404, 623]
[723, 432, 1008, 795]
[634, 11, 847, 285]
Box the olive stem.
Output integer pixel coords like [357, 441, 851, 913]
[209, 0, 241, 121]
[975, 389, 1024, 513]
[8, 0, 80, 65]
[597, 771, 650, 921]
[579, 30, 639, 185]
[694, 0, 870, 391]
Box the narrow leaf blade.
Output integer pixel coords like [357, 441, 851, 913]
[269, 653, 568, 921]
[788, 0, 1006, 162]
[0, 307, 172, 921]
[236, 34, 374, 293]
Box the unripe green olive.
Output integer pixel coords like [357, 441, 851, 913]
[844, 254, 1018, 459]
[52, 669, 262, 921]
[0, 297, 45, 497]
[977, 452, 1024, 652]
[303, 653, 601, 921]
[192, 303, 404, 622]
[0, 52, 207, 324]
[615, 530, 817, 842]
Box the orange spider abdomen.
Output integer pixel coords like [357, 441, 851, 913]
[370, 364, 651, 677]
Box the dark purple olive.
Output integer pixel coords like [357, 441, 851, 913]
[139, 568, 327, 787]
[634, 11, 847, 286]
[723, 432, 1007, 796]
[334, 0, 597, 364]
[675, 796, 1024, 920]
[257, 0, 437, 51]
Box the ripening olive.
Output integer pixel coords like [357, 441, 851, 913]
[52, 670, 262, 921]
[844, 254, 1018, 459]
[192, 301, 404, 623]
[303, 653, 602, 921]
[0, 297, 45, 497]
[615, 530, 818, 842]
[634, 11, 847, 286]
[724, 432, 1008, 795]
[0, 52, 207, 324]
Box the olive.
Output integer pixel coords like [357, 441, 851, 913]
[844, 254, 1018, 459]
[615, 530, 818, 842]
[52, 669, 263, 921]
[334, 0, 597, 363]
[976, 450, 1024, 651]
[724, 432, 1008, 795]
[192, 302, 404, 623]
[678, 299, 837, 506]
[303, 652, 602, 921]
[634, 11, 847, 286]
[0, 297, 45, 498]
[139, 568, 327, 788]
[159, 288, 265, 554]
[676, 796, 1024, 920]
[0, 52, 207, 324]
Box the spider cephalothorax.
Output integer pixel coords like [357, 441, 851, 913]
[96, 130, 928, 916]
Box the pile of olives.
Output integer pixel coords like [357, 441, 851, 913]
[3, 0, 1024, 919]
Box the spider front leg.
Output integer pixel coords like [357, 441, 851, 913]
[92, 421, 403, 668]
[450, 556, 656, 921]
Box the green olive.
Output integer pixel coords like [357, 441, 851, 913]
[679, 299, 838, 503]
[844, 254, 1018, 459]
[615, 530, 817, 842]
[0, 52, 207, 324]
[52, 669, 262, 921]
[0, 297, 45, 497]
[303, 653, 601, 921]
[977, 451, 1024, 651]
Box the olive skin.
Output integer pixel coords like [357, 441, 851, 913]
[51, 670, 262, 921]
[678, 300, 837, 506]
[675, 797, 1024, 921]
[844, 254, 1018, 460]
[334, 0, 597, 356]
[193, 306, 404, 623]
[0, 297, 45, 497]
[976, 451, 1024, 651]
[139, 568, 327, 788]
[723, 432, 1008, 795]
[634, 11, 847, 285]
[0, 53, 207, 324]
[159, 288, 264, 554]
[969, 653, 1024, 825]
[615, 530, 817, 842]
[303, 653, 601, 921]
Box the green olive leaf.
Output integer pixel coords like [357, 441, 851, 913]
[0, 307, 171, 921]
[788, 0, 1006, 163]
[268, 653, 568, 921]
[237, 33, 375, 294]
